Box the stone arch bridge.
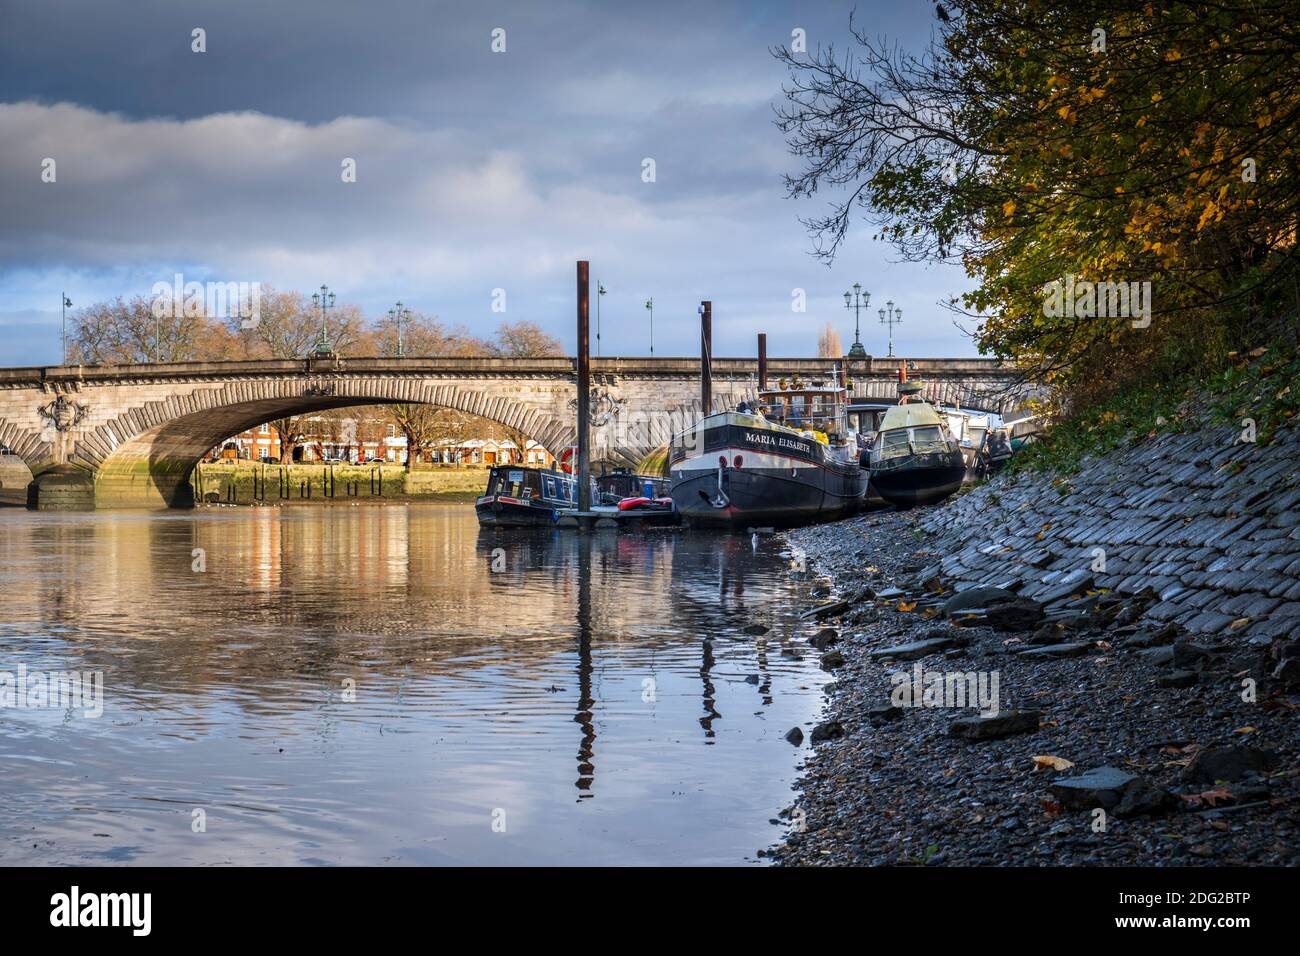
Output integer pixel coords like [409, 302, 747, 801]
[0, 354, 1035, 509]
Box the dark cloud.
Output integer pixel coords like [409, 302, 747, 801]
[0, 0, 977, 367]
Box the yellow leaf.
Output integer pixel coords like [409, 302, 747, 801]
[1032, 755, 1075, 772]
[1233, 725, 1257, 734]
[897, 600, 917, 612]
[1002, 200, 1016, 217]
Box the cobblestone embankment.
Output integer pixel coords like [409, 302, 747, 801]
[771, 420, 1300, 867]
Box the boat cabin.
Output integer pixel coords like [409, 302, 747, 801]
[756, 384, 850, 440]
[483, 465, 576, 505]
[870, 403, 961, 465]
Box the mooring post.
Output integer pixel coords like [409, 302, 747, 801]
[757, 332, 767, 390]
[576, 261, 592, 513]
[700, 300, 713, 415]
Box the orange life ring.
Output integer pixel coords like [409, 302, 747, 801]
[560, 446, 576, 474]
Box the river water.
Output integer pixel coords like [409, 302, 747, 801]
[0, 503, 825, 865]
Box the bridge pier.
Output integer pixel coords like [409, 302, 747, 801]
[27, 464, 96, 511]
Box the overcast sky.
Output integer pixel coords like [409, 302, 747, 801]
[0, 0, 974, 366]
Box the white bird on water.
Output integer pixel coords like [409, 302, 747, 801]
[751, 531, 759, 551]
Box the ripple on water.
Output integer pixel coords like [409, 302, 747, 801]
[0, 504, 826, 865]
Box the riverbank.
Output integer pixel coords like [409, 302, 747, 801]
[192, 463, 484, 504]
[772, 418, 1300, 866]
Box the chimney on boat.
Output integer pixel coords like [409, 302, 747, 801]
[757, 332, 767, 390]
[699, 300, 713, 415]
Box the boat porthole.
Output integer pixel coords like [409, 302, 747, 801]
[733, 455, 743, 469]
[718, 456, 728, 468]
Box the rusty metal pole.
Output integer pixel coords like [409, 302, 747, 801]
[757, 332, 767, 390]
[700, 300, 713, 416]
[576, 261, 591, 512]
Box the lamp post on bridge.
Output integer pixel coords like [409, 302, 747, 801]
[596, 281, 606, 357]
[879, 300, 903, 358]
[61, 293, 72, 365]
[644, 297, 653, 355]
[388, 301, 411, 358]
[312, 285, 337, 356]
[843, 284, 870, 359]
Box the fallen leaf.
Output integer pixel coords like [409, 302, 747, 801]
[1032, 755, 1075, 772]
[1182, 787, 1236, 808]
[897, 600, 917, 612]
[1233, 726, 1257, 734]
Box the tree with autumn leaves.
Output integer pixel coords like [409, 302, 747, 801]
[775, 0, 1300, 409]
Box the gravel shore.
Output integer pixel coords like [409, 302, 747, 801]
[769, 504, 1300, 867]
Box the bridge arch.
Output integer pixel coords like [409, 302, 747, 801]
[74, 378, 575, 509]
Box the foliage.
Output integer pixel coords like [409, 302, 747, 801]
[774, 0, 1300, 405]
[1010, 339, 1300, 472]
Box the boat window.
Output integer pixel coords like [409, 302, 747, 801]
[543, 476, 556, 499]
[880, 430, 911, 453]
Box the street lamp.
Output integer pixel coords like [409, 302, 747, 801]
[312, 284, 337, 356]
[843, 283, 870, 358]
[61, 293, 72, 364]
[387, 301, 412, 357]
[644, 297, 654, 354]
[878, 300, 903, 358]
[596, 281, 607, 357]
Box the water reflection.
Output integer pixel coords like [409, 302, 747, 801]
[0, 505, 825, 865]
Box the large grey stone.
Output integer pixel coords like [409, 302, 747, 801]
[949, 710, 1041, 741]
[942, 586, 1016, 616]
[866, 636, 960, 661]
[1050, 767, 1139, 810]
[1183, 745, 1279, 783]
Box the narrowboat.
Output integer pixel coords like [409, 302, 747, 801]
[476, 466, 577, 527]
[668, 381, 869, 529]
[867, 399, 967, 508]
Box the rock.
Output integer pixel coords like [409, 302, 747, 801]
[1114, 779, 1180, 817]
[1050, 766, 1139, 810]
[1129, 630, 1174, 648]
[784, 726, 804, 746]
[741, 623, 770, 636]
[819, 649, 845, 670]
[1274, 658, 1300, 685]
[1036, 572, 1094, 606]
[943, 586, 1016, 616]
[866, 702, 905, 726]
[1028, 623, 1062, 645]
[1138, 646, 1176, 666]
[1173, 639, 1216, 668]
[949, 709, 1041, 741]
[1183, 745, 1279, 783]
[1016, 641, 1093, 659]
[1157, 670, 1199, 688]
[866, 636, 959, 661]
[984, 597, 1046, 632]
[808, 627, 839, 650]
[802, 599, 850, 621]
[809, 720, 844, 744]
